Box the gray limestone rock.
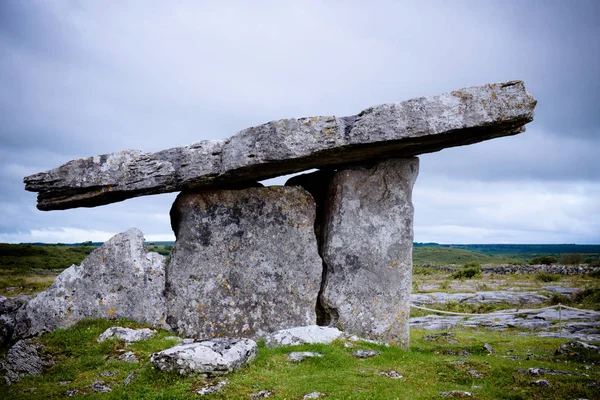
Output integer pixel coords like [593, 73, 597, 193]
[303, 392, 327, 399]
[123, 372, 135, 386]
[13, 228, 167, 338]
[250, 390, 274, 399]
[411, 291, 548, 306]
[166, 187, 322, 339]
[530, 380, 551, 387]
[2, 340, 51, 384]
[91, 381, 112, 393]
[264, 325, 343, 348]
[288, 352, 325, 362]
[24, 81, 536, 211]
[318, 158, 419, 347]
[378, 370, 403, 379]
[353, 350, 380, 358]
[519, 368, 588, 377]
[97, 327, 157, 343]
[116, 351, 139, 363]
[150, 338, 257, 376]
[197, 380, 228, 396]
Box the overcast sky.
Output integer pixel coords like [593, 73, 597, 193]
[1, 0, 598, 244]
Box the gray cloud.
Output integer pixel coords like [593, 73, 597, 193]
[0, 0, 598, 243]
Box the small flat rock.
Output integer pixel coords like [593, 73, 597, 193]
[92, 381, 112, 393]
[440, 390, 473, 398]
[123, 372, 135, 386]
[264, 326, 343, 348]
[352, 350, 380, 358]
[197, 380, 227, 396]
[97, 327, 157, 343]
[57, 381, 72, 385]
[288, 352, 324, 362]
[98, 370, 116, 377]
[471, 386, 482, 390]
[65, 389, 79, 397]
[378, 370, 403, 379]
[303, 392, 327, 399]
[466, 370, 483, 379]
[117, 351, 139, 363]
[530, 379, 551, 387]
[150, 338, 257, 376]
[250, 390, 274, 399]
[343, 342, 355, 348]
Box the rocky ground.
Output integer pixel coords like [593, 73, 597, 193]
[410, 268, 600, 342]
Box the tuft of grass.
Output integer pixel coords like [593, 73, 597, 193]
[451, 262, 482, 280]
[534, 272, 562, 282]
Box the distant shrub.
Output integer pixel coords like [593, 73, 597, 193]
[549, 293, 571, 305]
[530, 256, 558, 265]
[588, 270, 600, 279]
[535, 272, 561, 282]
[589, 259, 600, 268]
[413, 267, 434, 275]
[560, 253, 584, 265]
[452, 262, 481, 280]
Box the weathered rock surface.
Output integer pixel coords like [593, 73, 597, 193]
[150, 338, 257, 376]
[2, 340, 51, 384]
[317, 158, 418, 347]
[14, 228, 167, 338]
[166, 187, 322, 338]
[410, 308, 600, 341]
[97, 327, 157, 343]
[91, 381, 112, 393]
[197, 380, 228, 396]
[264, 325, 343, 348]
[24, 81, 536, 210]
[411, 291, 549, 306]
[555, 341, 600, 362]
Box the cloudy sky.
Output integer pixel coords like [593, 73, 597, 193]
[1, 0, 598, 244]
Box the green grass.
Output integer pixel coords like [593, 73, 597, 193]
[413, 246, 522, 266]
[1, 319, 598, 399]
[0, 244, 95, 273]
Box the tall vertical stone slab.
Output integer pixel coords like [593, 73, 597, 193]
[14, 228, 167, 338]
[318, 158, 418, 347]
[166, 186, 323, 339]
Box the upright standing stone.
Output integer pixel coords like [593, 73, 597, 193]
[14, 228, 167, 338]
[166, 186, 323, 338]
[291, 158, 418, 347]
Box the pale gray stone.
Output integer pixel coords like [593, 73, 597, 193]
[353, 350, 380, 358]
[466, 370, 483, 379]
[484, 343, 493, 354]
[92, 381, 112, 393]
[116, 351, 139, 363]
[14, 229, 167, 338]
[264, 326, 343, 348]
[378, 370, 403, 379]
[24, 81, 536, 210]
[123, 372, 135, 386]
[197, 380, 228, 396]
[98, 327, 157, 343]
[2, 340, 51, 384]
[306, 158, 417, 347]
[150, 338, 257, 376]
[288, 352, 324, 362]
[250, 390, 274, 399]
[530, 380, 551, 387]
[411, 291, 548, 306]
[303, 392, 327, 399]
[166, 187, 322, 339]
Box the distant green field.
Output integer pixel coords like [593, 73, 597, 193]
[412, 246, 522, 266]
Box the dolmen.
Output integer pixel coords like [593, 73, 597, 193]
[12, 81, 536, 349]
